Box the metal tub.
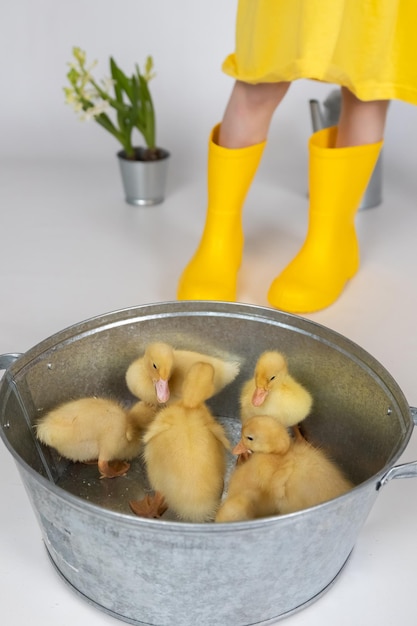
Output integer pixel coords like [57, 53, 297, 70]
[0, 301, 416, 626]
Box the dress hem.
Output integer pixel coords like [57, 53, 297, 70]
[222, 57, 417, 105]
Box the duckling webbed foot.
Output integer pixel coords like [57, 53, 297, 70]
[129, 492, 168, 519]
[236, 450, 252, 465]
[98, 459, 130, 478]
[233, 439, 252, 465]
[292, 425, 305, 442]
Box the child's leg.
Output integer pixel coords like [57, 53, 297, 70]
[337, 87, 389, 147]
[268, 90, 388, 313]
[219, 80, 290, 147]
[177, 81, 289, 301]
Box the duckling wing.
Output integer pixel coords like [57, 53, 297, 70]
[270, 461, 294, 501]
[172, 350, 240, 398]
[209, 357, 240, 394]
[275, 377, 313, 425]
[207, 420, 231, 451]
[142, 417, 172, 445]
[239, 378, 257, 421]
[127, 401, 158, 436]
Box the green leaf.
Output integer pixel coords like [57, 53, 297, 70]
[95, 112, 120, 137]
[138, 73, 153, 105]
[110, 58, 124, 105]
[110, 57, 134, 102]
[143, 102, 156, 149]
[130, 76, 139, 113]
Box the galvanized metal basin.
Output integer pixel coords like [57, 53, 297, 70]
[0, 301, 416, 626]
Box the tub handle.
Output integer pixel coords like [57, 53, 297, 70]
[0, 353, 21, 372]
[378, 407, 417, 487]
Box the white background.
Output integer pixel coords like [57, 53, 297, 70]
[1, 0, 416, 165]
[1, 2, 417, 625]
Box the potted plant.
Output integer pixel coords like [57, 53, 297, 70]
[64, 47, 170, 206]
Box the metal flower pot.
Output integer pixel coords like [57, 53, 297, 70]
[117, 147, 170, 206]
[0, 301, 416, 626]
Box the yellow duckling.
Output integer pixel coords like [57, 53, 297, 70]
[36, 397, 146, 478]
[125, 341, 240, 406]
[215, 415, 353, 523]
[240, 351, 313, 429]
[127, 400, 159, 431]
[130, 362, 231, 522]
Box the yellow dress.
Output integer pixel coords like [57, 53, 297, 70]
[222, 0, 417, 104]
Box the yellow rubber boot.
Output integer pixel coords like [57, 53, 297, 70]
[268, 126, 383, 313]
[177, 124, 265, 301]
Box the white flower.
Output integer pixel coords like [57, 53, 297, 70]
[79, 100, 111, 121]
[73, 47, 86, 65]
[101, 76, 115, 94]
[72, 102, 83, 113]
[82, 86, 101, 100]
[64, 88, 84, 112]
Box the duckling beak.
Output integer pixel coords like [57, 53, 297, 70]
[232, 440, 250, 455]
[252, 387, 268, 407]
[155, 379, 170, 403]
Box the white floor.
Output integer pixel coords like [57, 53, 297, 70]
[1, 148, 417, 626]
